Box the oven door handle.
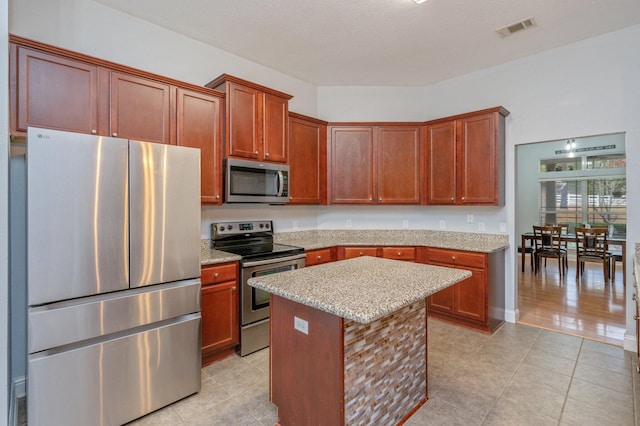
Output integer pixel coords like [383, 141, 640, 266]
[242, 253, 306, 268]
[276, 171, 284, 197]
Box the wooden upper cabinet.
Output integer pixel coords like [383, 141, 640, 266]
[176, 88, 223, 204]
[207, 74, 292, 163]
[263, 93, 288, 162]
[329, 124, 423, 205]
[377, 126, 422, 204]
[330, 126, 376, 204]
[11, 44, 103, 135]
[227, 82, 261, 159]
[110, 72, 171, 144]
[426, 121, 457, 205]
[288, 113, 328, 205]
[425, 107, 508, 206]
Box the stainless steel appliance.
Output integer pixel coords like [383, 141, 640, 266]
[212, 220, 305, 356]
[23, 127, 202, 426]
[225, 158, 290, 204]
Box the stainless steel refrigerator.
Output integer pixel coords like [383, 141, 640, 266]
[23, 127, 202, 425]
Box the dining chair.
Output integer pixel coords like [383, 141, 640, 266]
[532, 225, 567, 276]
[545, 223, 569, 270]
[575, 227, 611, 283]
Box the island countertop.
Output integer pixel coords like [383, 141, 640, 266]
[248, 256, 471, 323]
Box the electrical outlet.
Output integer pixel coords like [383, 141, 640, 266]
[402, 220, 409, 229]
[478, 222, 485, 232]
[439, 220, 446, 230]
[294, 316, 308, 335]
[346, 219, 352, 228]
[499, 222, 507, 233]
[467, 213, 474, 223]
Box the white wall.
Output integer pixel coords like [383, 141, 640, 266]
[8, 0, 318, 116]
[1, 0, 9, 421]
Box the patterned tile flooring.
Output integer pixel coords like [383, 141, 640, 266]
[126, 318, 640, 425]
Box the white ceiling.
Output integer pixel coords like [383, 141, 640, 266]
[94, 0, 640, 86]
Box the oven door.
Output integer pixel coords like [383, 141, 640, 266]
[240, 253, 305, 325]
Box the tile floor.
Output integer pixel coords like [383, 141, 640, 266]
[126, 318, 640, 425]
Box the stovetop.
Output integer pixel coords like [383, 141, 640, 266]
[211, 220, 304, 261]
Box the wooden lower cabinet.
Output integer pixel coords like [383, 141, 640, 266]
[340, 246, 416, 262]
[423, 247, 504, 333]
[305, 248, 336, 267]
[200, 262, 239, 366]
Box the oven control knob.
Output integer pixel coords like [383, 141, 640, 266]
[227, 225, 233, 230]
[259, 223, 264, 228]
[265, 223, 270, 229]
[218, 226, 224, 232]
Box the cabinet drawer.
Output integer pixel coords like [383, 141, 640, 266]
[306, 248, 334, 266]
[342, 246, 379, 259]
[201, 262, 238, 284]
[381, 247, 416, 261]
[426, 248, 485, 268]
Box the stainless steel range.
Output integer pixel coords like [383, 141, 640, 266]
[212, 220, 305, 356]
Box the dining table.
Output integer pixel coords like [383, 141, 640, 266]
[521, 232, 626, 284]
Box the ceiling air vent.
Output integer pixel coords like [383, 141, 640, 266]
[496, 17, 537, 38]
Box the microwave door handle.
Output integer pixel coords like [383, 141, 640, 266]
[276, 171, 284, 196]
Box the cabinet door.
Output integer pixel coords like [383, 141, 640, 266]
[227, 82, 261, 159]
[427, 286, 454, 314]
[426, 121, 456, 205]
[176, 88, 223, 204]
[457, 113, 497, 204]
[13, 46, 101, 135]
[263, 93, 288, 163]
[289, 116, 327, 204]
[305, 248, 334, 266]
[377, 126, 422, 204]
[330, 126, 375, 204]
[110, 72, 171, 144]
[342, 247, 379, 259]
[453, 267, 486, 323]
[201, 281, 239, 355]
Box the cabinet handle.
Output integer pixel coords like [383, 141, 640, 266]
[369, 197, 372, 201]
[397, 252, 402, 256]
[450, 197, 454, 201]
[359, 252, 364, 256]
[112, 133, 118, 137]
[265, 152, 270, 157]
[379, 198, 382, 201]
[214, 273, 219, 278]
[635, 315, 640, 320]
[461, 197, 465, 201]
[255, 151, 259, 155]
[91, 129, 97, 135]
[317, 255, 322, 260]
[232, 286, 237, 291]
[216, 195, 220, 199]
[451, 256, 456, 261]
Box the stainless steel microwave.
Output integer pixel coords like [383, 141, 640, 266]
[225, 158, 290, 204]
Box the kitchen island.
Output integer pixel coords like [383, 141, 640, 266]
[248, 256, 471, 426]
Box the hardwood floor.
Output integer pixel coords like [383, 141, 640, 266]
[518, 253, 626, 347]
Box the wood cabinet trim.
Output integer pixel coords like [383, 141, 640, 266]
[206, 73, 293, 100]
[289, 111, 328, 125]
[424, 106, 510, 126]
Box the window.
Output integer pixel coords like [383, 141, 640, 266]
[539, 153, 626, 237]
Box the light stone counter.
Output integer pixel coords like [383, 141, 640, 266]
[200, 240, 241, 265]
[273, 229, 509, 253]
[248, 256, 471, 323]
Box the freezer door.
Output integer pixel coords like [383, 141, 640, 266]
[129, 141, 201, 287]
[28, 314, 201, 426]
[27, 127, 129, 306]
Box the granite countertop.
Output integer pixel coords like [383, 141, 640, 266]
[273, 229, 509, 253]
[248, 256, 471, 323]
[200, 229, 510, 265]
